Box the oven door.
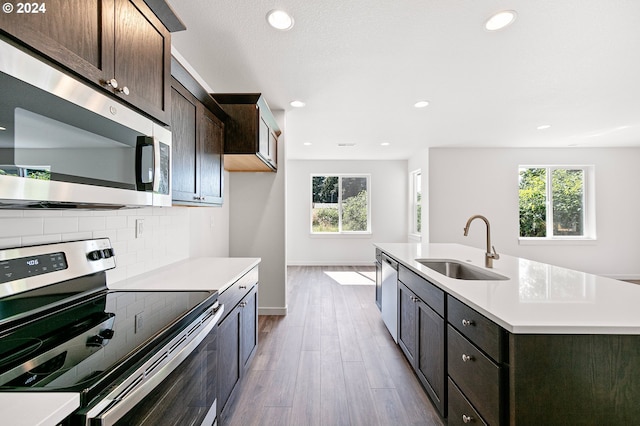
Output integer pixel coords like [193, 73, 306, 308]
[78, 304, 223, 426]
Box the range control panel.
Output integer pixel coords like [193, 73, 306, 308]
[0, 252, 67, 284]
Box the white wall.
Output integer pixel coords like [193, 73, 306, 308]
[429, 148, 640, 278]
[229, 111, 287, 315]
[287, 159, 408, 265]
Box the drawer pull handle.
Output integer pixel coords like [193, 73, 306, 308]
[462, 354, 473, 362]
[462, 319, 474, 327]
[239, 285, 247, 289]
[462, 414, 473, 423]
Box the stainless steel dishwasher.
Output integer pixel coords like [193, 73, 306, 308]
[381, 253, 399, 342]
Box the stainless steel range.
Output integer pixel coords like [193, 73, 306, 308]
[0, 239, 223, 425]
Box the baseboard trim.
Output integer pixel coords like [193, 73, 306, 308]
[258, 306, 287, 316]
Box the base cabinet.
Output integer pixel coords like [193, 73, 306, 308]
[217, 268, 258, 423]
[381, 250, 640, 425]
[397, 266, 446, 417]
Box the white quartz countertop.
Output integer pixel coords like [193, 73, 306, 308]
[108, 257, 261, 292]
[0, 393, 79, 426]
[1, 257, 260, 425]
[376, 243, 640, 334]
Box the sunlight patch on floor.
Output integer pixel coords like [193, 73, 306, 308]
[324, 270, 375, 286]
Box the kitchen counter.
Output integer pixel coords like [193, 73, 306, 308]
[1, 257, 260, 426]
[376, 242, 640, 334]
[0, 393, 79, 426]
[108, 257, 261, 292]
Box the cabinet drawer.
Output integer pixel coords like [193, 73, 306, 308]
[448, 326, 501, 426]
[448, 378, 488, 426]
[447, 295, 503, 361]
[398, 265, 444, 317]
[218, 267, 258, 322]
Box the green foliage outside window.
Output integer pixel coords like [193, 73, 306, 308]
[519, 167, 584, 238]
[312, 175, 369, 233]
[519, 168, 547, 237]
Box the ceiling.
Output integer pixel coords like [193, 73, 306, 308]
[167, 0, 640, 160]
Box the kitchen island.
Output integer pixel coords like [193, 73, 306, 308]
[376, 243, 640, 425]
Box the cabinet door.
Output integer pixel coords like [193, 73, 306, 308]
[170, 83, 198, 203]
[268, 129, 278, 168]
[198, 106, 224, 204]
[114, 0, 171, 123]
[0, 0, 115, 84]
[417, 300, 445, 416]
[258, 116, 270, 162]
[240, 285, 258, 371]
[398, 281, 417, 364]
[217, 306, 241, 417]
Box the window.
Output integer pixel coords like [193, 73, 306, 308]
[311, 175, 370, 233]
[519, 166, 594, 240]
[410, 169, 422, 236]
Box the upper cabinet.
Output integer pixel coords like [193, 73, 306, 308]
[171, 58, 227, 206]
[211, 93, 281, 172]
[0, 0, 174, 124]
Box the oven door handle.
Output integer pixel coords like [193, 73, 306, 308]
[86, 303, 224, 426]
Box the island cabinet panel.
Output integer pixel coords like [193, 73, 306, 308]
[508, 333, 640, 425]
[170, 57, 227, 206]
[448, 296, 505, 362]
[448, 326, 501, 426]
[397, 265, 446, 416]
[217, 267, 259, 423]
[0, 0, 172, 123]
[448, 378, 488, 426]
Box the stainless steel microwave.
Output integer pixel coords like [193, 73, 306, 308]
[0, 38, 171, 209]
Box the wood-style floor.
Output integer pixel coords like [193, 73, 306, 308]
[223, 266, 444, 426]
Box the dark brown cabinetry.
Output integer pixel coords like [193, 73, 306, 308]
[447, 295, 506, 426]
[397, 265, 446, 417]
[170, 58, 226, 206]
[217, 267, 259, 423]
[211, 93, 281, 172]
[380, 250, 640, 425]
[0, 0, 173, 123]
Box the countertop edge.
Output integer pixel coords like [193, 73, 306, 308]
[0, 392, 79, 426]
[108, 257, 261, 292]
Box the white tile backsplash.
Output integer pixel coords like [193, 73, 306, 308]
[0, 206, 191, 284]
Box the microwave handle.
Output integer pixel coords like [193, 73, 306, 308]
[135, 136, 154, 191]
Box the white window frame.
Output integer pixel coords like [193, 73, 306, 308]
[409, 169, 422, 240]
[310, 174, 371, 235]
[518, 165, 596, 245]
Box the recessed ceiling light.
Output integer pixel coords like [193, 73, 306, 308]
[303, 142, 312, 146]
[381, 142, 390, 146]
[266, 9, 294, 31]
[290, 100, 306, 108]
[0, 126, 6, 131]
[537, 124, 552, 130]
[414, 100, 430, 108]
[485, 10, 517, 31]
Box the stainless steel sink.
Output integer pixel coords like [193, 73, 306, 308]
[415, 259, 508, 281]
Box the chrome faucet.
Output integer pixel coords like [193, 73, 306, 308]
[463, 214, 500, 268]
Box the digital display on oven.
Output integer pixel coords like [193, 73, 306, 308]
[0, 252, 67, 284]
